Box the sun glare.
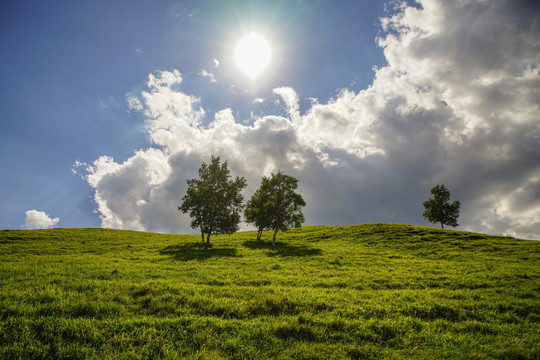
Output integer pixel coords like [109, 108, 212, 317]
[235, 33, 271, 79]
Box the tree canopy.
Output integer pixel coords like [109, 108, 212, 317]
[245, 171, 306, 245]
[422, 184, 461, 229]
[179, 156, 247, 247]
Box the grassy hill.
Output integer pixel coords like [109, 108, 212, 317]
[1, 224, 539, 359]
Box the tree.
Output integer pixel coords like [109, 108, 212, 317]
[245, 171, 306, 245]
[244, 187, 270, 241]
[422, 184, 461, 229]
[179, 156, 247, 247]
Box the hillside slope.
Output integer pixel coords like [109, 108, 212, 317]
[1, 224, 539, 359]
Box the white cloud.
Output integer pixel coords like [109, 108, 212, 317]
[199, 69, 217, 82]
[147, 69, 182, 90]
[83, 0, 540, 239]
[273, 87, 300, 122]
[23, 210, 59, 229]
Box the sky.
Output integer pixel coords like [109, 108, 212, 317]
[1, 0, 539, 239]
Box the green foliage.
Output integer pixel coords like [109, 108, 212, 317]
[244, 187, 268, 241]
[1, 224, 539, 359]
[179, 156, 247, 246]
[422, 184, 461, 229]
[245, 171, 306, 244]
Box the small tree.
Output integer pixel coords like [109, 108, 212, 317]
[179, 156, 247, 247]
[245, 171, 306, 245]
[422, 184, 460, 229]
[244, 188, 269, 241]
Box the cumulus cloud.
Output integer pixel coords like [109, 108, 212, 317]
[23, 210, 59, 229]
[147, 68, 182, 90]
[82, 0, 540, 239]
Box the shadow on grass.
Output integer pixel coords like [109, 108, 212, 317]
[160, 242, 239, 261]
[243, 240, 322, 257]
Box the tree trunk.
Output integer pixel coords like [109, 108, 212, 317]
[257, 228, 262, 241]
[441, 222, 444, 229]
[200, 222, 205, 242]
[272, 229, 278, 246]
[206, 233, 211, 247]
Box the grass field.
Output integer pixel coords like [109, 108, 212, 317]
[1, 224, 539, 359]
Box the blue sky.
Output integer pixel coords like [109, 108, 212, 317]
[1, 0, 539, 239]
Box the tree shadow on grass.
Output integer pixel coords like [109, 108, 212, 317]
[243, 240, 322, 257]
[160, 242, 239, 261]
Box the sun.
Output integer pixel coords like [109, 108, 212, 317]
[235, 33, 271, 79]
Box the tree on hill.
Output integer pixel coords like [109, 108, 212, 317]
[244, 187, 269, 241]
[179, 156, 247, 247]
[422, 184, 461, 229]
[245, 171, 306, 245]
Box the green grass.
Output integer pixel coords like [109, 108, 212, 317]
[1, 224, 539, 359]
